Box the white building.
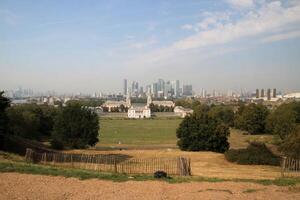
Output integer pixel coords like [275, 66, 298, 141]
[174, 106, 193, 118]
[128, 94, 151, 119]
[128, 106, 151, 119]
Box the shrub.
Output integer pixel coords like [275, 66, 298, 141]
[225, 142, 280, 166]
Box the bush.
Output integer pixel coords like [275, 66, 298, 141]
[176, 105, 230, 153]
[225, 142, 280, 166]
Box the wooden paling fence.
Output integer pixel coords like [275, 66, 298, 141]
[281, 157, 300, 177]
[25, 148, 191, 176]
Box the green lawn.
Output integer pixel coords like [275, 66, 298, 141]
[98, 119, 182, 146]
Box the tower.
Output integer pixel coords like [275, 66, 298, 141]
[126, 94, 131, 107]
[147, 94, 152, 106]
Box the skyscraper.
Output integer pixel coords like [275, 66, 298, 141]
[182, 85, 193, 96]
[256, 89, 259, 98]
[267, 88, 271, 100]
[123, 79, 127, 95]
[175, 80, 180, 97]
[261, 89, 265, 97]
[272, 88, 277, 98]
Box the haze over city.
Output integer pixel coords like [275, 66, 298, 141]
[1, 0, 300, 93]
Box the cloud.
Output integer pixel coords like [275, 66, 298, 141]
[181, 24, 193, 30]
[129, 38, 157, 49]
[174, 2, 300, 50]
[134, 1, 300, 64]
[226, 0, 255, 9]
[261, 29, 300, 43]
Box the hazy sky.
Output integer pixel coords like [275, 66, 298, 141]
[1, 0, 300, 94]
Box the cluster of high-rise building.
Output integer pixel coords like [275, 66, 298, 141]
[123, 79, 193, 99]
[255, 88, 277, 100]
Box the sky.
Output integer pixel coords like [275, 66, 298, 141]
[1, 0, 300, 94]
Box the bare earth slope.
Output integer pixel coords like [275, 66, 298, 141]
[1, 173, 299, 200]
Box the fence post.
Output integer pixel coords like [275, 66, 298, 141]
[25, 148, 33, 163]
[281, 156, 287, 177]
[114, 157, 117, 173]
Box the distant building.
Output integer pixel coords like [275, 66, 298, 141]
[128, 95, 151, 119]
[102, 95, 131, 112]
[123, 79, 127, 96]
[267, 88, 271, 100]
[272, 88, 277, 98]
[256, 89, 259, 98]
[182, 85, 193, 96]
[174, 106, 193, 118]
[261, 89, 265, 98]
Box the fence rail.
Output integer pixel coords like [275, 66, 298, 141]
[281, 157, 300, 177]
[25, 148, 191, 176]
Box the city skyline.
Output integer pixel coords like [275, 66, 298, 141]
[1, 0, 300, 93]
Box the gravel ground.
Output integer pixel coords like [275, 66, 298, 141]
[1, 173, 300, 200]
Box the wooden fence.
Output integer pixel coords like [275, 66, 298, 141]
[281, 157, 300, 177]
[25, 148, 191, 176]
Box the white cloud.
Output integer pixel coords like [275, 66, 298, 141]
[131, 1, 300, 65]
[226, 0, 255, 9]
[129, 38, 157, 49]
[173, 1, 300, 50]
[261, 29, 300, 43]
[181, 24, 193, 30]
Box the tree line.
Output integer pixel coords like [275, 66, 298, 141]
[0, 92, 99, 150]
[176, 100, 300, 158]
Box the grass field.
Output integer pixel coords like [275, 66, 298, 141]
[98, 118, 275, 150]
[98, 118, 182, 148]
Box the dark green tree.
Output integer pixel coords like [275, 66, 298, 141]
[6, 104, 57, 139]
[266, 103, 298, 140]
[234, 103, 269, 134]
[51, 104, 99, 149]
[208, 105, 234, 126]
[0, 91, 10, 135]
[0, 91, 10, 148]
[279, 128, 300, 159]
[176, 105, 230, 153]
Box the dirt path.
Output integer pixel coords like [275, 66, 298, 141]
[1, 173, 299, 200]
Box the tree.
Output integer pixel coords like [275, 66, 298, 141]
[0, 91, 10, 149]
[0, 91, 10, 135]
[279, 128, 300, 159]
[208, 105, 234, 126]
[176, 105, 230, 153]
[266, 103, 297, 140]
[6, 104, 57, 139]
[234, 103, 269, 134]
[51, 104, 99, 149]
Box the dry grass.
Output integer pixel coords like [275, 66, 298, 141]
[65, 148, 281, 180]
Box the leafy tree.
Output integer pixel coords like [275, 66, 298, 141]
[0, 91, 10, 135]
[176, 105, 230, 153]
[234, 103, 269, 134]
[208, 105, 234, 126]
[279, 128, 300, 159]
[266, 103, 298, 140]
[6, 104, 57, 139]
[51, 104, 99, 149]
